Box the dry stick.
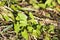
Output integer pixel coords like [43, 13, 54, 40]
[46, 8, 60, 39]
[4, 6, 37, 13]
[4, 6, 14, 12]
[56, 20, 60, 39]
[0, 24, 13, 34]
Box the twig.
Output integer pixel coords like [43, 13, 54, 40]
[0, 24, 13, 34]
[4, 6, 14, 12]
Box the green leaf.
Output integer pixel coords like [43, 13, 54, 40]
[0, 14, 4, 20]
[30, 0, 37, 4]
[17, 5, 22, 10]
[57, 0, 60, 4]
[29, 12, 38, 24]
[45, 0, 53, 7]
[10, 0, 18, 3]
[16, 12, 27, 21]
[16, 12, 27, 26]
[30, 0, 39, 9]
[11, 5, 18, 11]
[21, 30, 29, 40]
[44, 34, 50, 40]
[29, 12, 34, 19]
[32, 29, 41, 37]
[27, 26, 33, 32]
[20, 21, 27, 26]
[16, 16, 20, 20]
[45, 0, 52, 4]
[48, 24, 55, 33]
[33, 3, 39, 9]
[29, 19, 38, 25]
[52, 1, 56, 6]
[32, 30, 37, 37]
[38, 4, 46, 9]
[43, 26, 46, 31]
[37, 24, 42, 30]
[3, 15, 10, 21]
[0, 1, 5, 6]
[14, 22, 20, 34]
[36, 29, 41, 37]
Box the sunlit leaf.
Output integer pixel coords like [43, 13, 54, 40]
[10, 0, 18, 3]
[21, 30, 29, 40]
[38, 4, 46, 8]
[16, 12, 27, 26]
[32, 30, 37, 37]
[27, 26, 33, 32]
[44, 34, 50, 40]
[30, 0, 37, 4]
[52, 1, 56, 6]
[11, 5, 18, 11]
[0, 1, 5, 6]
[3, 15, 10, 21]
[14, 22, 20, 34]
[29, 12, 34, 19]
[48, 24, 55, 33]
[33, 3, 39, 9]
[57, 0, 60, 4]
[16, 12, 27, 21]
[32, 29, 41, 37]
[20, 20, 27, 26]
[36, 29, 41, 37]
[0, 14, 4, 20]
[37, 24, 42, 30]
[29, 19, 38, 25]
[45, 0, 53, 7]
